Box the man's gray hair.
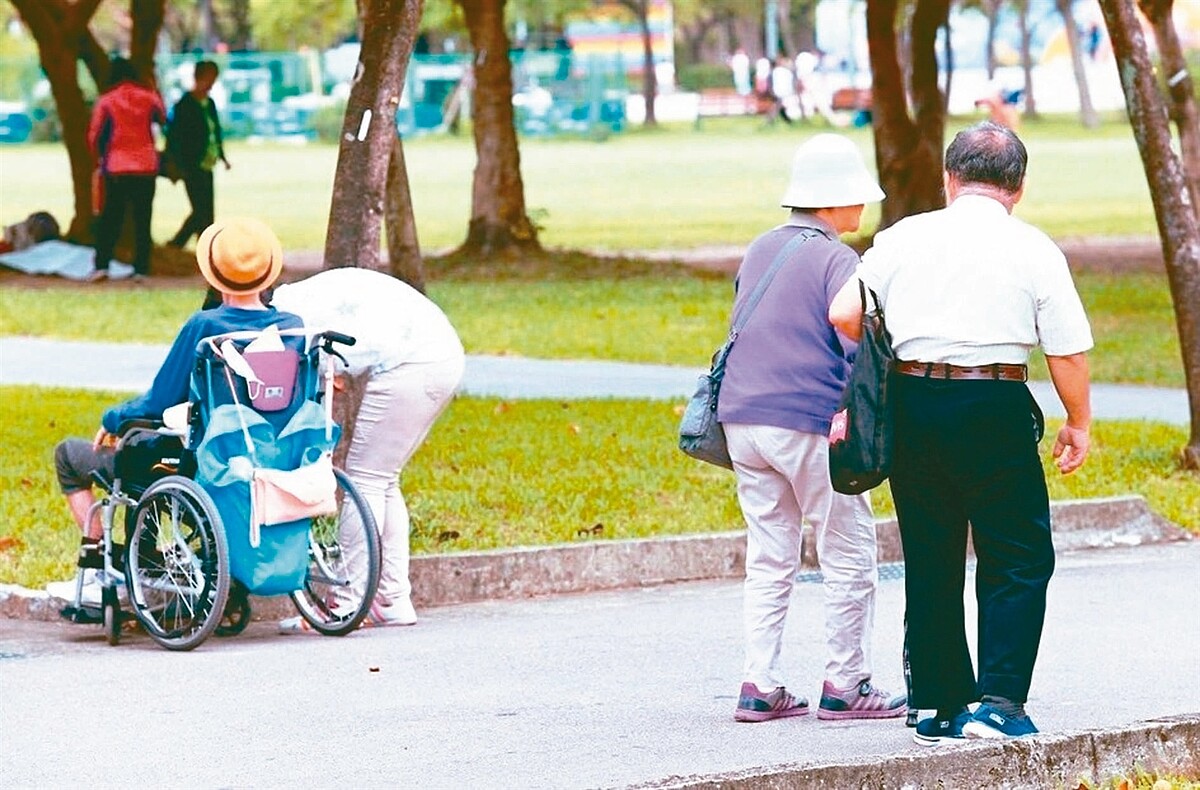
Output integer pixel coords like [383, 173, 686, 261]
[944, 121, 1027, 193]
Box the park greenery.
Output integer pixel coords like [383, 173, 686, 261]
[0, 118, 1159, 251]
[0, 118, 1196, 589]
[1, 385, 1196, 589]
[0, 271, 1183, 388]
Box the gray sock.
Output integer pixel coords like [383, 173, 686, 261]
[981, 694, 1026, 718]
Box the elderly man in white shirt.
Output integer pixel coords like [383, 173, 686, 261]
[271, 267, 465, 631]
[829, 121, 1093, 745]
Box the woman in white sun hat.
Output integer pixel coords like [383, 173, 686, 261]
[49, 218, 302, 608]
[719, 134, 907, 724]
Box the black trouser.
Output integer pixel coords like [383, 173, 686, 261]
[94, 174, 156, 275]
[890, 374, 1053, 710]
[172, 167, 215, 247]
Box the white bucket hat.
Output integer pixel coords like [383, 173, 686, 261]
[780, 134, 885, 209]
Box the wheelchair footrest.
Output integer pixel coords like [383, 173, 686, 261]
[59, 604, 104, 625]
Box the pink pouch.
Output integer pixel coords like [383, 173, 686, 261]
[242, 349, 299, 412]
[249, 454, 338, 547]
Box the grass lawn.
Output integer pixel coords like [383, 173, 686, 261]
[0, 115, 1191, 592]
[1, 385, 1195, 590]
[0, 114, 1156, 253]
[0, 271, 1185, 387]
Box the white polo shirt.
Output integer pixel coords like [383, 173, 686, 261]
[857, 195, 1093, 366]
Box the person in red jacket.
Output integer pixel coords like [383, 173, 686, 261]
[87, 56, 166, 281]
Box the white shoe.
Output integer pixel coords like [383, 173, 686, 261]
[47, 570, 126, 606]
[366, 598, 417, 627]
[278, 615, 320, 635]
[47, 569, 99, 604]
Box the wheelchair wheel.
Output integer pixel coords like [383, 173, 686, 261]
[289, 469, 381, 636]
[103, 592, 120, 647]
[124, 476, 230, 651]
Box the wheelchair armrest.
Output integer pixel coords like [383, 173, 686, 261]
[117, 419, 165, 436]
[115, 421, 167, 453]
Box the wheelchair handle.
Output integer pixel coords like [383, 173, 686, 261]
[319, 330, 356, 349]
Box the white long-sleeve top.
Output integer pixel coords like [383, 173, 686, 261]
[271, 267, 464, 375]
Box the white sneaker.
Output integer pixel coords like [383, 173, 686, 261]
[47, 570, 126, 606]
[278, 615, 320, 635]
[366, 598, 417, 627]
[46, 570, 99, 604]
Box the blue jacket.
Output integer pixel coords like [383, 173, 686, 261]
[102, 305, 303, 433]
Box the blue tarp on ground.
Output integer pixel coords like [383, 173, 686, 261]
[0, 240, 133, 280]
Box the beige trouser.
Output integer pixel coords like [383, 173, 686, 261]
[342, 355, 464, 605]
[725, 423, 879, 691]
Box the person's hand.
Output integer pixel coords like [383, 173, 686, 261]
[222, 156, 232, 171]
[1052, 423, 1090, 474]
[92, 427, 115, 451]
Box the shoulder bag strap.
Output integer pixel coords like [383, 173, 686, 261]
[709, 228, 816, 379]
[728, 228, 816, 342]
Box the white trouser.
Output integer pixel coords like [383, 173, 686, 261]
[342, 355, 464, 605]
[725, 423, 879, 691]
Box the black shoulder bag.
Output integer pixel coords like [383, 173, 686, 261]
[828, 280, 895, 494]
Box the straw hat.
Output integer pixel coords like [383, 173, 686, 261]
[780, 134, 885, 209]
[196, 218, 284, 295]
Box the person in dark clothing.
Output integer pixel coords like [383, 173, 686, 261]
[166, 60, 229, 248]
[829, 122, 1093, 744]
[87, 57, 166, 280]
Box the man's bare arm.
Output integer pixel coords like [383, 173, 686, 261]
[1044, 352, 1091, 474]
[828, 276, 864, 341]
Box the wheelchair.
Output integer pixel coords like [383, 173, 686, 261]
[59, 328, 382, 651]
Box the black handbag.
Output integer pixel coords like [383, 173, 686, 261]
[828, 280, 895, 494]
[678, 229, 815, 469]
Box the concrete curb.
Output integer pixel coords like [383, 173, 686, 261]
[633, 714, 1200, 789]
[407, 494, 1190, 609]
[1, 495, 1189, 622]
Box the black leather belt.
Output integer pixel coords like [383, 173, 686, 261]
[895, 360, 1028, 382]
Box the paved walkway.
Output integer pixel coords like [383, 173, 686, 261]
[0, 336, 1190, 424]
[2, 334, 1197, 786]
[1, 542, 1198, 788]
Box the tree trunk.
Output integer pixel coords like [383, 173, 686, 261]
[12, 0, 105, 242]
[678, 11, 718, 66]
[1136, 0, 1200, 216]
[617, 0, 658, 127]
[733, 14, 762, 60]
[791, 2, 817, 53]
[942, 18, 954, 112]
[457, 0, 541, 257]
[984, 0, 1000, 80]
[227, 0, 253, 51]
[777, 0, 797, 58]
[323, 0, 424, 271]
[1057, 0, 1099, 128]
[199, 0, 218, 51]
[637, 3, 658, 126]
[330, 370, 370, 472]
[1017, 0, 1040, 118]
[385, 136, 426, 292]
[129, 0, 165, 85]
[1099, 0, 1200, 467]
[867, 0, 949, 230]
[78, 28, 110, 88]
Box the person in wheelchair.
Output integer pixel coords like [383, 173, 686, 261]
[48, 217, 301, 605]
